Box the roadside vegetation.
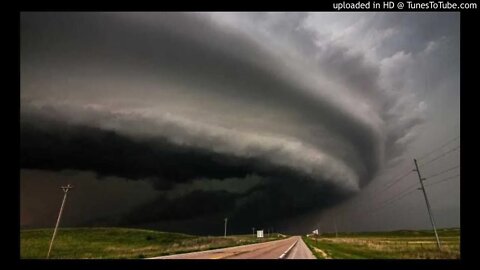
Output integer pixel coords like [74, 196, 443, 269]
[302, 228, 460, 259]
[21, 227, 286, 259]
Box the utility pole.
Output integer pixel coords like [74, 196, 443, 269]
[224, 218, 228, 237]
[47, 184, 73, 259]
[414, 158, 441, 249]
[333, 217, 338, 238]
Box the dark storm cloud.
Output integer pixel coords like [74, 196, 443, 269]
[20, 107, 352, 232]
[21, 12, 383, 188]
[21, 109, 336, 190]
[20, 169, 159, 228]
[121, 177, 349, 235]
[20, 12, 432, 232]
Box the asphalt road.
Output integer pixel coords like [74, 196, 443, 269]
[284, 236, 316, 259]
[149, 236, 315, 259]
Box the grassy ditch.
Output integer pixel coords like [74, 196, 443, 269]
[21, 227, 286, 259]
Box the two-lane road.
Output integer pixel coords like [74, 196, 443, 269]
[284, 236, 316, 259]
[149, 236, 315, 259]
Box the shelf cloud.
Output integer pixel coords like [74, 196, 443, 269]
[20, 12, 438, 233]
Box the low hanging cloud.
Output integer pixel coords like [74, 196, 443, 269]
[20, 12, 428, 233]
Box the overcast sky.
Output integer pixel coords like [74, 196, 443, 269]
[20, 12, 459, 235]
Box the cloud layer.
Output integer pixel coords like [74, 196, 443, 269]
[20, 12, 434, 233]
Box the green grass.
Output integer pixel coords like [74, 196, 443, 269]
[21, 227, 285, 259]
[302, 228, 460, 259]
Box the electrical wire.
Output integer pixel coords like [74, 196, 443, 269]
[424, 165, 460, 180]
[417, 136, 460, 161]
[418, 145, 460, 167]
[371, 187, 419, 214]
[424, 174, 460, 188]
[382, 169, 413, 191]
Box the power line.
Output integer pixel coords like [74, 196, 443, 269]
[418, 145, 460, 168]
[375, 140, 458, 207]
[375, 189, 417, 212]
[355, 173, 420, 217]
[365, 170, 459, 217]
[379, 188, 418, 211]
[371, 186, 419, 214]
[374, 172, 460, 213]
[417, 136, 460, 161]
[424, 174, 460, 188]
[374, 182, 419, 212]
[382, 169, 414, 191]
[367, 179, 421, 215]
[424, 165, 460, 180]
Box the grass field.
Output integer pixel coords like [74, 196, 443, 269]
[302, 228, 460, 259]
[21, 227, 285, 259]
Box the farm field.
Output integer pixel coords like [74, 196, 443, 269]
[302, 228, 460, 259]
